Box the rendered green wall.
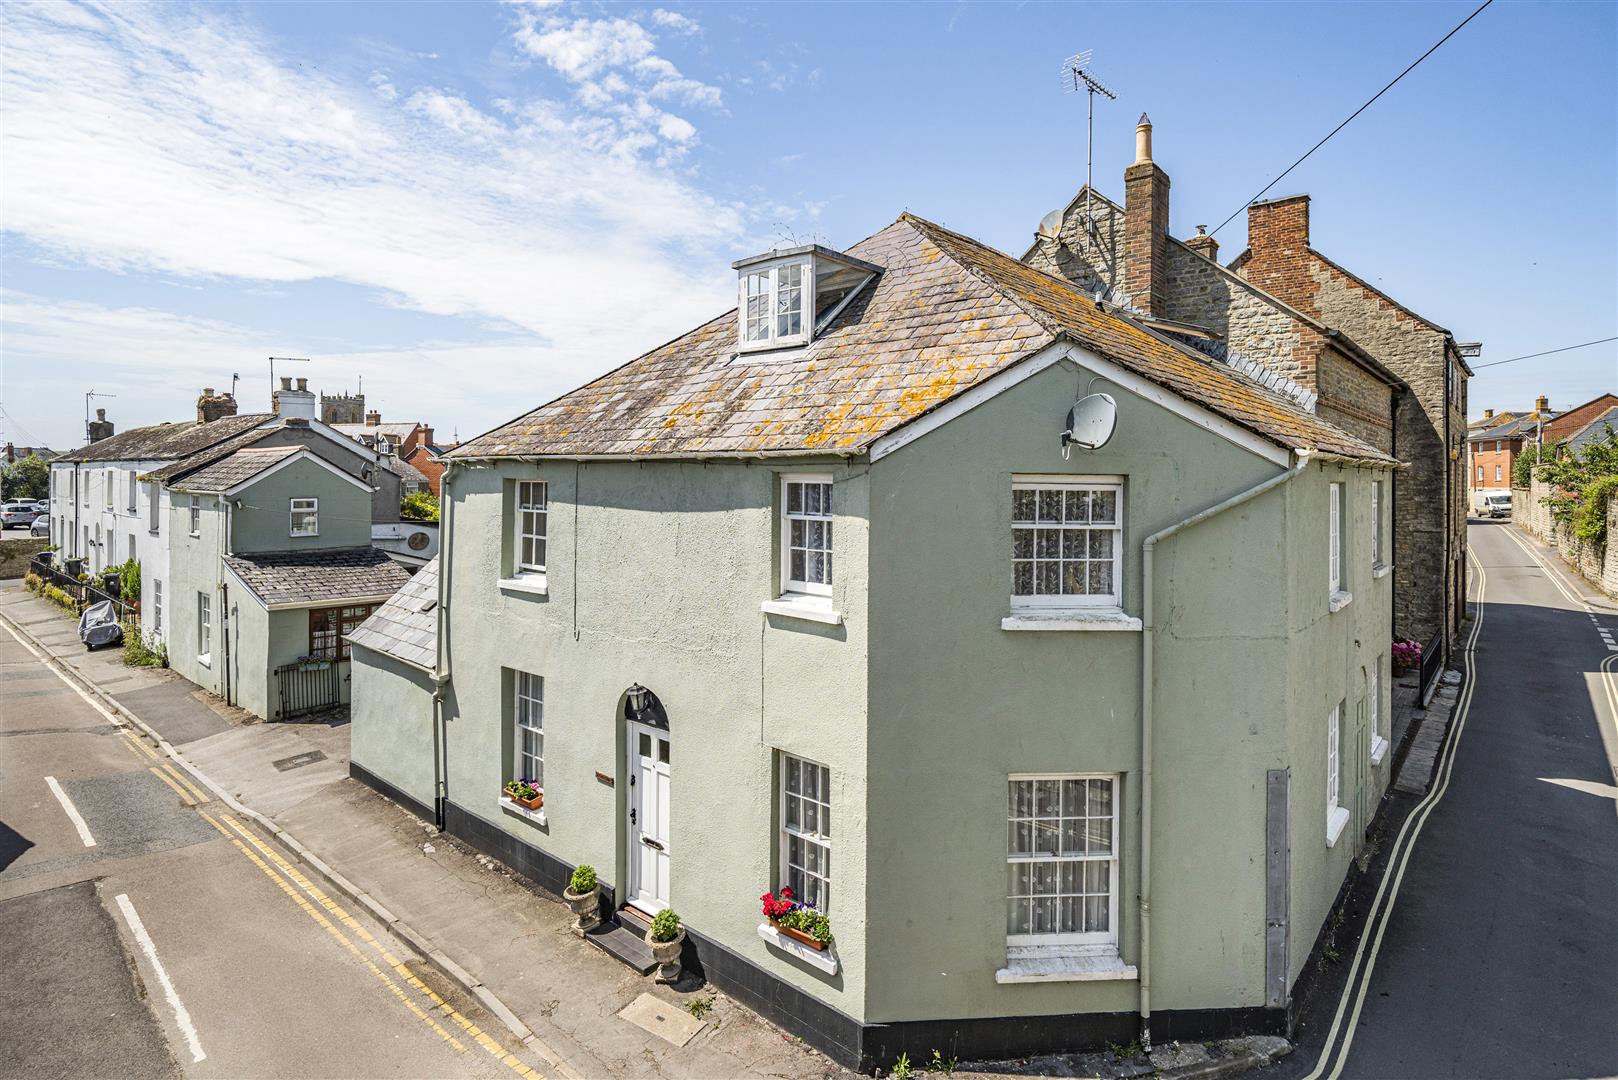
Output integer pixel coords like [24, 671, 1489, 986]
[864, 356, 1291, 1023]
[440, 458, 872, 1018]
[230, 456, 372, 554]
[350, 648, 438, 807]
[165, 494, 226, 699]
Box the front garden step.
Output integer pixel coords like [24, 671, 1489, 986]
[585, 922, 656, 974]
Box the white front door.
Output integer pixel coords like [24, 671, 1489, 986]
[627, 722, 671, 915]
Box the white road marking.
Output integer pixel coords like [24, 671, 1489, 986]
[114, 893, 207, 1063]
[44, 775, 96, 847]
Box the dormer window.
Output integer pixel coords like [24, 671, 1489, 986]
[734, 245, 879, 354]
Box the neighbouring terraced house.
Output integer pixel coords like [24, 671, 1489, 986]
[348, 205, 1402, 1068]
[1026, 115, 1470, 671]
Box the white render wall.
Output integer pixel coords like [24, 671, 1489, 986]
[49, 459, 173, 650]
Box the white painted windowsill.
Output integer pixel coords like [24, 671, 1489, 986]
[1002, 610, 1142, 632]
[761, 596, 842, 625]
[1370, 734, 1389, 766]
[1328, 590, 1353, 613]
[757, 922, 839, 974]
[197, 654, 211, 669]
[1326, 805, 1351, 847]
[502, 801, 547, 827]
[996, 952, 1138, 984]
[498, 573, 548, 597]
[1372, 563, 1392, 581]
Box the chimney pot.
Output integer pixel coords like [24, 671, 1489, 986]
[203, 387, 214, 396]
[1134, 113, 1153, 165]
[96, 408, 106, 421]
[280, 376, 293, 391]
[295, 377, 308, 392]
[1184, 223, 1220, 264]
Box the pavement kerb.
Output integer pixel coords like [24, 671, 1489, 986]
[0, 604, 549, 1072]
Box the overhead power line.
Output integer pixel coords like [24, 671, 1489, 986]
[1211, 0, 1495, 237]
[1472, 336, 1618, 370]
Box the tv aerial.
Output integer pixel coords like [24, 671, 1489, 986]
[1057, 51, 1119, 267]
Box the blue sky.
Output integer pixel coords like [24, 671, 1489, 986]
[3, 0, 1613, 451]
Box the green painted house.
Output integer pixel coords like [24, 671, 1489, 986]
[159, 422, 408, 721]
[347, 214, 1399, 1070]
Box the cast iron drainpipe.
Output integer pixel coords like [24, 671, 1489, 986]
[1137, 449, 1311, 1049]
[429, 460, 459, 832]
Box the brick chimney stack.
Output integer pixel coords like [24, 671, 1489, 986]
[420, 426, 433, 448]
[1535, 395, 1549, 414]
[1483, 409, 1494, 420]
[1183, 224, 1219, 263]
[196, 386, 239, 424]
[1243, 194, 1314, 314]
[366, 409, 381, 426]
[1123, 113, 1170, 316]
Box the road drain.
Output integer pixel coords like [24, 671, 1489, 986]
[271, 749, 328, 772]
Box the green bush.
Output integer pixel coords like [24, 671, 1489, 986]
[1573, 474, 1618, 548]
[121, 624, 167, 668]
[42, 584, 78, 613]
[400, 490, 440, 522]
[23, 572, 43, 595]
[1537, 424, 1618, 550]
[569, 864, 597, 894]
[649, 908, 681, 943]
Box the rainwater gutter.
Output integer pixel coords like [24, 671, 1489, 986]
[1137, 449, 1311, 1048]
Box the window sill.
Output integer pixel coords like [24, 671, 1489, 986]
[1372, 563, 1391, 581]
[995, 952, 1137, 984]
[197, 654, 211, 669]
[1328, 590, 1353, 613]
[1002, 610, 1142, 632]
[1370, 734, 1389, 766]
[501, 801, 547, 827]
[757, 923, 838, 974]
[498, 573, 549, 597]
[761, 596, 842, 625]
[1326, 805, 1350, 847]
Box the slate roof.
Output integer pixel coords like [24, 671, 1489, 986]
[380, 454, 427, 484]
[1563, 407, 1618, 454]
[1468, 413, 1560, 442]
[345, 557, 438, 672]
[452, 214, 1391, 464]
[172, 446, 301, 493]
[56, 414, 273, 463]
[223, 547, 410, 608]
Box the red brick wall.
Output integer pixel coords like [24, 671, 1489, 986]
[1241, 196, 1316, 315]
[1123, 162, 1169, 315]
[1542, 395, 1618, 443]
[1469, 439, 1518, 489]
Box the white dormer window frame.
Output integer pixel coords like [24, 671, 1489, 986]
[738, 256, 812, 351]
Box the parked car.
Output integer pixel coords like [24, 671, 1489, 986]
[30, 515, 51, 537]
[2, 502, 39, 528]
[1484, 492, 1512, 519]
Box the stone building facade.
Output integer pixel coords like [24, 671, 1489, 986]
[1025, 116, 1468, 657]
[320, 391, 366, 425]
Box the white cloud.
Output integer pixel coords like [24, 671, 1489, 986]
[0, 2, 750, 448]
[511, 4, 721, 117]
[650, 10, 700, 34]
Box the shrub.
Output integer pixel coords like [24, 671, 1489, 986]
[1572, 474, 1618, 549]
[42, 584, 78, 614]
[400, 490, 440, 522]
[569, 864, 597, 894]
[649, 908, 681, 943]
[122, 624, 167, 668]
[23, 572, 42, 595]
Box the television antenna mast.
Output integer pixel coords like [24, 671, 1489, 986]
[1060, 51, 1118, 256]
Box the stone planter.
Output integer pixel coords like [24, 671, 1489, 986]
[562, 884, 600, 937]
[646, 927, 686, 984]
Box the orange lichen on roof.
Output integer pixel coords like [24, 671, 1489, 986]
[451, 214, 1391, 464]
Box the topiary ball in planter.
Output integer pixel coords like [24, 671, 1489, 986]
[646, 909, 685, 984]
[563, 864, 600, 937]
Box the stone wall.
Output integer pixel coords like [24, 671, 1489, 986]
[1025, 192, 1123, 296]
[1315, 346, 1395, 453]
[1163, 242, 1310, 382]
[1511, 477, 1618, 599]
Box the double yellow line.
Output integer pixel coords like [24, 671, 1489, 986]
[196, 808, 544, 1079]
[119, 730, 210, 806]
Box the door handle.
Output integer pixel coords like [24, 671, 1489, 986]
[641, 837, 665, 852]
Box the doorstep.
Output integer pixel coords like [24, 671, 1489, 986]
[586, 919, 657, 975]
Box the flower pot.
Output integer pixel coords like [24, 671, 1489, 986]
[504, 788, 543, 811]
[562, 884, 600, 937]
[646, 926, 686, 984]
[768, 918, 828, 951]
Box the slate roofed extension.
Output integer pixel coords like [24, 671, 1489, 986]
[55, 413, 273, 463]
[223, 547, 410, 608]
[1563, 407, 1618, 455]
[451, 214, 1393, 465]
[345, 556, 438, 672]
[170, 446, 301, 493]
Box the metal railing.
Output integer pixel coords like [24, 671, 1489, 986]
[28, 554, 138, 624]
[1418, 630, 1445, 706]
[274, 660, 344, 719]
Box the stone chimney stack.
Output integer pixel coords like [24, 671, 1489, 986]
[1535, 395, 1549, 414]
[273, 376, 318, 421]
[196, 387, 239, 424]
[88, 408, 115, 443]
[1123, 113, 1170, 316]
[366, 409, 381, 426]
[1183, 224, 1219, 263]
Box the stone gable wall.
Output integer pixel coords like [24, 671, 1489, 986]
[1315, 347, 1394, 452]
[1024, 196, 1124, 296]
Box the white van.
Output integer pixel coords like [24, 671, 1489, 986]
[1484, 492, 1512, 519]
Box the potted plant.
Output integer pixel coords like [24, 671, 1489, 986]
[760, 888, 832, 951]
[646, 909, 685, 984]
[503, 778, 543, 810]
[563, 864, 600, 936]
[1392, 637, 1422, 676]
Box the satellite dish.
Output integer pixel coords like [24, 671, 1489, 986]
[1036, 207, 1065, 240]
[1062, 393, 1117, 453]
